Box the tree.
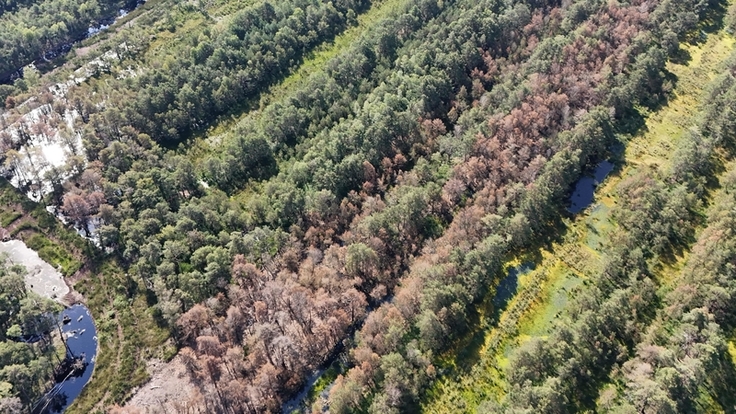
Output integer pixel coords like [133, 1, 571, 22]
[62, 192, 92, 236]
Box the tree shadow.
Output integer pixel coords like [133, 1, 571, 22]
[669, 46, 693, 66]
[708, 348, 736, 412]
[614, 107, 648, 137]
[696, 0, 728, 37]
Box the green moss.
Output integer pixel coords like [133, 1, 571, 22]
[423, 29, 736, 412]
[305, 364, 341, 403]
[0, 210, 21, 227]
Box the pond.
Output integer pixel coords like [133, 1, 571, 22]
[32, 304, 98, 414]
[492, 262, 536, 315]
[568, 160, 614, 214]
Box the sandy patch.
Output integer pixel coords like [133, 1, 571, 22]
[0, 239, 70, 301]
[123, 356, 202, 413]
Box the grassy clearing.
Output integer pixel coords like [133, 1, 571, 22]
[184, 0, 411, 162]
[70, 259, 173, 413]
[421, 30, 736, 413]
[626, 33, 736, 171]
[264, 0, 406, 105]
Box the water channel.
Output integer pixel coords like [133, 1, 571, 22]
[282, 160, 617, 412]
[1, 239, 98, 413]
[32, 305, 98, 414]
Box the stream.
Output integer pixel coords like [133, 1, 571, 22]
[32, 304, 98, 414]
[283, 161, 616, 412]
[281, 263, 540, 413]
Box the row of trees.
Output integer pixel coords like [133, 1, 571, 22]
[200, 0, 451, 193]
[497, 7, 732, 413]
[592, 50, 736, 413]
[0, 0, 40, 15]
[75, 0, 708, 410]
[93, 0, 372, 142]
[0, 0, 716, 411]
[328, 0, 715, 411]
[7, 0, 463, 409]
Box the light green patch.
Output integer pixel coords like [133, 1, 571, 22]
[266, 0, 406, 103]
[521, 266, 582, 338]
[583, 201, 613, 253]
[424, 30, 736, 412]
[625, 33, 736, 172]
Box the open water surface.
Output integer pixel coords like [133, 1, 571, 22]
[568, 160, 615, 214]
[32, 305, 98, 414]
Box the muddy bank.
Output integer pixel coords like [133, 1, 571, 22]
[0, 239, 70, 303]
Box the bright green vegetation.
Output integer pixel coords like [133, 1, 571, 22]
[25, 233, 82, 277]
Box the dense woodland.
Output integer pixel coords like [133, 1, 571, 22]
[0, 257, 61, 413]
[0, 0, 133, 82]
[0, 0, 735, 412]
[493, 43, 736, 413]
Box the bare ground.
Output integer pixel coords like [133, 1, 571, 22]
[0, 239, 70, 303]
[122, 356, 206, 414]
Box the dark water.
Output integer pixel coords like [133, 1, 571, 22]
[32, 304, 98, 414]
[568, 160, 614, 214]
[492, 262, 535, 313]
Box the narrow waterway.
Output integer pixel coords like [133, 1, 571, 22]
[32, 305, 98, 414]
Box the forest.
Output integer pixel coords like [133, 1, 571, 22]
[0, 0, 135, 83]
[0, 0, 735, 412]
